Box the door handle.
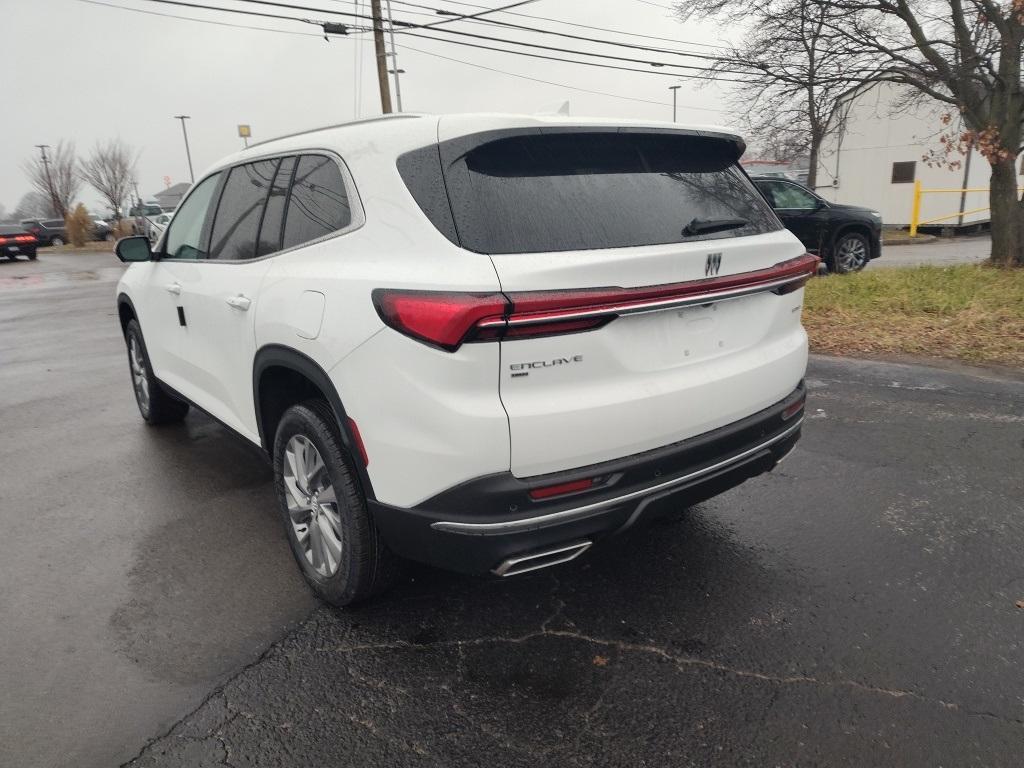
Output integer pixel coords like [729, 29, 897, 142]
[165, 282, 182, 296]
[226, 294, 252, 311]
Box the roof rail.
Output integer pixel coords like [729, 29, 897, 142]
[243, 113, 424, 151]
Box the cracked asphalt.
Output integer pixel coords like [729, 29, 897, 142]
[2, 250, 1024, 767]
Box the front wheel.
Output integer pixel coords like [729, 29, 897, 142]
[830, 232, 870, 273]
[124, 319, 189, 424]
[50, 236, 65, 247]
[274, 401, 397, 606]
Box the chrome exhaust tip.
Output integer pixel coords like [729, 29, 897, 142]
[492, 541, 592, 577]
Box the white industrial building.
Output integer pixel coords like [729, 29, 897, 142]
[815, 82, 990, 229]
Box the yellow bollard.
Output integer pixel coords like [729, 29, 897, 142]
[909, 179, 922, 236]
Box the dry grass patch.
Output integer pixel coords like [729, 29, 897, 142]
[803, 264, 1024, 368]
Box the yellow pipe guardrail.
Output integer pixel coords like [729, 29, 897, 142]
[909, 180, 1024, 235]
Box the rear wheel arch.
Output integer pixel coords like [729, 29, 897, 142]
[253, 345, 374, 499]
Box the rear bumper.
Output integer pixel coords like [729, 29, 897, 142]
[369, 382, 805, 575]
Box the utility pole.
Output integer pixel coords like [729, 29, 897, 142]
[173, 115, 195, 183]
[384, 0, 403, 112]
[34, 144, 60, 216]
[669, 86, 681, 123]
[370, 0, 393, 114]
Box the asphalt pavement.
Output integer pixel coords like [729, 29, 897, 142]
[872, 234, 991, 268]
[2, 248, 1023, 767]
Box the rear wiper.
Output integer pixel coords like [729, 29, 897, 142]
[681, 217, 749, 237]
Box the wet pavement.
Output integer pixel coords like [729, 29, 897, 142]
[871, 235, 990, 268]
[2, 249, 1023, 767]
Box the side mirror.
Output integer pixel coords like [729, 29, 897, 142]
[115, 236, 152, 263]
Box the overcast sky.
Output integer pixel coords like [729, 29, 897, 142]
[1, 0, 738, 215]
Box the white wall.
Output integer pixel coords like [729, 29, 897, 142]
[816, 83, 990, 227]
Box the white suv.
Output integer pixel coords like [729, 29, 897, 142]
[115, 114, 816, 606]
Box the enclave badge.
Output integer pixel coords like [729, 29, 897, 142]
[705, 252, 723, 276]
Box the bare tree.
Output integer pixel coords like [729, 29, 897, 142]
[822, 0, 1024, 266]
[11, 191, 56, 221]
[22, 141, 80, 218]
[79, 139, 138, 221]
[675, 0, 880, 188]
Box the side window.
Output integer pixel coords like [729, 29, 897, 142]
[771, 182, 819, 209]
[754, 181, 778, 207]
[256, 156, 297, 257]
[163, 173, 222, 260]
[282, 155, 351, 250]
[208, 160, 278, 261]
[891, 161, 916, 183]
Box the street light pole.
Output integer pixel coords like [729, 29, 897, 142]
[173, 115, 195, 183]
[668, 86, 681, 123]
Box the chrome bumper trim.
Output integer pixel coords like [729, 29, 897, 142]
[431, 416, 804, 536]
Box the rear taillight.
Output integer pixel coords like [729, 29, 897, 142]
[14, 235, 35, 243]
[371, 290, 508, 351]
[373, 253, 819, 352]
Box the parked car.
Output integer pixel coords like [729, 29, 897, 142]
[146, 212, 172, 244]
[0, 225, 38, 260]
[751, 176, 882, 273]
[127, 202, 163, 237]
[92, 218, 114, 242]
[20, 218, 67, 246]
[114, 115, 816, 606]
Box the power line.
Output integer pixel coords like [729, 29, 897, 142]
[80, 0, 726, 111]
[397, 40, 728, 112]
[123, 0, 745, 81]
[395, 29, 748, 80]
[78, 0, 324, 35]
[213, 0, 741, 75]
[383, 0, 727, 50]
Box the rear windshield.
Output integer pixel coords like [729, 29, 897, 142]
[439, 132, 780, 254]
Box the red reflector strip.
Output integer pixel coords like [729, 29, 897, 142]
[346, 417, 370, 467]
[528, 477, 594, 500]
[782, 394, 806, 421]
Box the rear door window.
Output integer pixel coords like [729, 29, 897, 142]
[440, 132, 780, 254]
[208, 160, 278, 261]
[256, 156, 297, 257]
[282, 155, 351, 250]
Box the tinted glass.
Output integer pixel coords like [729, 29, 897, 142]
[758, 180, 818, 209]
[282, 155, 351, 250]
[443, 132, 779, 254]
[256, 156, 296, 257]
[163, 173, 221, 260]
[209, 160, 278, 260]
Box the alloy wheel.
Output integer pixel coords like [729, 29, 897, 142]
[835, 236, 867, 272]
[128, 336, 150, 414]
[283, 435, 344, 577]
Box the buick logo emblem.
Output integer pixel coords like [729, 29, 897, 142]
[705, 252, 722, 276]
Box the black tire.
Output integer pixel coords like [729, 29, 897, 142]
[50, 236, 65, 247]
[829, 232, 870, 274]
[124, 319, 189, 424]
[5, 254, 16, 261]
[27, 251, 37, 261]
[273, 400, 398, 607]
